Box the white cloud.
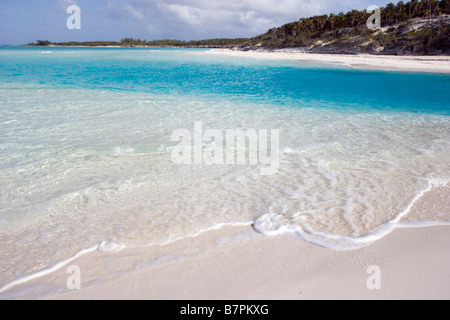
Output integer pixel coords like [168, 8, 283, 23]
[145, 24, 160, 34]
[125, 4, 145, 21]
[100, 0, 393, 39]
[240, 11, 256, 24]
[56, 0, 78, 11]
[166, 4, 204, 26]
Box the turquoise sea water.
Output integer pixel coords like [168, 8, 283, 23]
[1, 47, 449, 114]
[0, 47, 449, 296]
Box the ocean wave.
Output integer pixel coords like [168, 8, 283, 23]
[253, 178, 449, 250]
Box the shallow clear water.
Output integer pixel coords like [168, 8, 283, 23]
[0, 47, 449, 291]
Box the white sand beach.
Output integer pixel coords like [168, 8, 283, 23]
[34, 224, 449, 300]
[205, 49, 450, 74]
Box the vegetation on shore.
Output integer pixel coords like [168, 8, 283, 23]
[27, 0, 450, 55]
[243, 0, 450, 54]
[28, 38, 248, 48]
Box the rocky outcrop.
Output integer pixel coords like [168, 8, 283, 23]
[240, 15, 450, 56]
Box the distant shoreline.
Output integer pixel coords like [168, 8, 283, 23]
[11, 45, 450, 59]
[8, 46, 450, 72]
[19, 44, 234, 49]
[203, 48, 450, 74]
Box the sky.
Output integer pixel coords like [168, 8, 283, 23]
[0, 0, 401, 45]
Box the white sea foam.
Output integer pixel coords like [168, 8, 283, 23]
[253, 177, 448, 250]
[98, 241, 126, 253]
[0, 245, 99, 296]
[159, 221, 255, 246]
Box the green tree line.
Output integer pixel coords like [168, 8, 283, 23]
[281, 0, 448, 34]
[245, 0, 450, 52]
[28, 38, 248, 48]
[257, 0, 449, 39]
[119, 37, 248, 47]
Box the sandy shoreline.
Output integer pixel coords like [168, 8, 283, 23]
[15, 46, 450, 73]
[205, 49, 450, 73]
[1, 223, 448, 300]
[46, 225, 449, 300]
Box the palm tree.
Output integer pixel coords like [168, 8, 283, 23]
[36, 40, 51, 46]
[385, 2, 397, 22]
[441, 0, 450, 13]
[407, 0, 420, 17]
[397, 1, 408, 20]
